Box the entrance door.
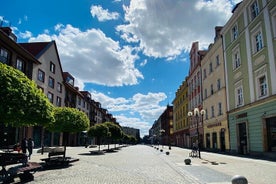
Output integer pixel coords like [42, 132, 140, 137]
[266, 117, 276, 152]
[238, 122, 247, 154]
[220, 130, 226, 152]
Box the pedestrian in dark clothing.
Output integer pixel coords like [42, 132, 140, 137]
[21, 138, 27, 154]
[27, 138, 34, 159]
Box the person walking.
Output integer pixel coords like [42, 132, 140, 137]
[21, 138, 27, 154]
[27, 138, 34, 159]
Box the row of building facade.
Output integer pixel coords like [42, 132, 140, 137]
[150, 0, 276, 157]
[0, 26, 140, 148]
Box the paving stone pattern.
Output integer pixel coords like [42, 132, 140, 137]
[25, 145, 276, 184]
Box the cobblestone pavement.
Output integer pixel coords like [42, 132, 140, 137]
[23, 145, 276, 184]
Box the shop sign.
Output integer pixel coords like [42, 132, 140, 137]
[207, 122, 221, 128]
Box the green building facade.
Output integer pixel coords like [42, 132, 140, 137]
[222, 0, 276, 155]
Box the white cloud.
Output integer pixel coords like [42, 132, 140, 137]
[90, 91, 167, 136]
[116, 0, 235, 59]
[29, 24, 143, 87]
[19, 30, 32, 39]
[91, 5, 120, 22]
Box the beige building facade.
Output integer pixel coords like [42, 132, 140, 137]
[201, 27, 230, 152]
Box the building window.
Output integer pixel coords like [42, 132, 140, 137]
[218, 102, 222, 116]
[212, 132, 217, 149]
[56, 96, 61, 107]
[50, 62, 55, 73]
[37, 69, 45, 82]
[57, 82, 62, 93]
[47, 92, 54, 103]
[255, 31, 263, 52]
[206, 133, 210, 148]
[210, 84, 214, 95]
[236, 86, 244, 107]
[66, 76, 74, 86]
[205, 109, 208, 120]
[258, 75, 268, 97]
[0, 48, 9, 64]
[232, 24, 238, 40]
[211, 106, 215, 118]
[217, 79, 221, 90]
[209, 62, 213, 74]
[203, 69, 207, 79]
[16, 58, 24, 72]
[204, 89, 207, 99]
[78, 96, 81, 106]
[48, 77, 54, 88]
[232, 47, 241, 70]
[250, 1, 259, 20]
[216, 55, 220, 67]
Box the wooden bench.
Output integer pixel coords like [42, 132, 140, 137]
[41, 150, 79, 167]
[0, 153, 41, 183]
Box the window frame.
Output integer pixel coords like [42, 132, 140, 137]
[216, 55, 220, 67]
[217, 79, 221, 90]
[47, 92, 54, 103]
[232, 46, 241, 70]
[235, 84, 244, 107]
[16, 58, 25, 72]
[50, 61, 55, 73]
[251, 24, 264, 54]
[231, 24, 238, 41]
[255, 66, 269, 99]
[0, 48, 9, 64]
[56, 96, 62, 107]
[250, 1, 259, 21]
[57, 82, 62, 93]
[48, 76, 55, 88]
[37, 69, 45, 82]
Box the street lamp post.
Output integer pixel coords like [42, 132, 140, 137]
[188, 108, 205, 158]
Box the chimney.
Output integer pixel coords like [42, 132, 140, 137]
[0, 27, 17, 42]
[214, 26, 223, 42]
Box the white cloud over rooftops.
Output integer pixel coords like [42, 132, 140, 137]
[116, 0, 235, 58]
[29, 24, 143, 87]
[91, 5, 120, 22]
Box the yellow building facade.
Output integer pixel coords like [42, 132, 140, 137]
[173, 78, 190, 148]
[201, 27, 230, 152]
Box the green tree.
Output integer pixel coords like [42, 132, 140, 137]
[0, 63, 54, 127]
[103, 122, 123, 150]
[47, 107, 90, 156]
[87, 123, 109, 152]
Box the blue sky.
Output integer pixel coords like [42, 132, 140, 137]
[1, 0, 240, 137]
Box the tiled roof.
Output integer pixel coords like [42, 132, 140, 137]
[19, 42, 51, 57]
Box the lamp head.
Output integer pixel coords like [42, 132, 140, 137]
[194, 108, 199, 116]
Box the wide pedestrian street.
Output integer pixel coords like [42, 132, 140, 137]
[28, 145, 276, 184]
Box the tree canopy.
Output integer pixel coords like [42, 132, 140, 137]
[47, 107, 90, 133]
[0, 63, 54, 127]
[103, 122, 123, 141]
[87, 123, 110, 151]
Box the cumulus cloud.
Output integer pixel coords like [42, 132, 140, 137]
[90, 91, 167, 135]
[19, 30, 32, 39]
[116, 0, 235, 59]
[91, 5, 120, 21]
[29, 24, 143, 87]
